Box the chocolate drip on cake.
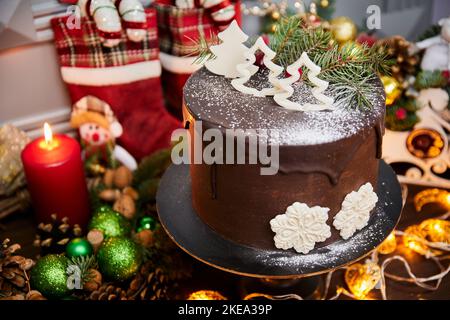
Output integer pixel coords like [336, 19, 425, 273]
[210, 164, 217, 200]
[375, 120, 385, 159]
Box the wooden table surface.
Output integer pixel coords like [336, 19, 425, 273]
[1, 184, 449, 300]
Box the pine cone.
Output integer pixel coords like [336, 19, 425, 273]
[380, 36, 419, 84]
[0, 290, 46, 300]
[127, 264, 170, 300]
[0, 239, 34, 297]
[88, 283, 128, 300]
[33, 214, 82, 256]
[85, 263, 171, 300]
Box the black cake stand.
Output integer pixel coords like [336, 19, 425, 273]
[156, 161, 403, 298]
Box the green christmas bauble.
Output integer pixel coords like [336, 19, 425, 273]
[30, 255, 70, 299]
[89, 208, 131, 238]
[66, 238, 93, 258]
[97, 237, 142, 281]
[136, 216, 157, 232]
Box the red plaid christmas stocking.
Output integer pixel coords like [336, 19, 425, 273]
[51, 7, 180, 160]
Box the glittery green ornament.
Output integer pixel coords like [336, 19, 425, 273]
[97, 237, 142, 282]
[136, 216, 157, 232]
[30, 254, 70, 299]
[66, 238, 93, 258]
[89, 208, 131, 238]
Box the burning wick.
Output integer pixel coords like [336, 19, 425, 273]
[40, 122, 58, 150]
[44, 122, 53, 145]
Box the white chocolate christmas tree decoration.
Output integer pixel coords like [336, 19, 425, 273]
[205, 20, 251, 79]
[116, 0, 147, 42]
[274, 52, 334, 111]
[231, 37, 283, 97]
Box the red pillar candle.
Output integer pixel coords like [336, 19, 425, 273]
[21, 123, 90, 227]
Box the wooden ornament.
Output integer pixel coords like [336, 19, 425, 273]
[87, 229, 104, 252]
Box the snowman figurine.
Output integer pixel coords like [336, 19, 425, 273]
[415, 16, 450, 71]
[70, 95, 137, 173]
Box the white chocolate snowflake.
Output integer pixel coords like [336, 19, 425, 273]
[333, 183, 378, 240]
[270, 202, 331, 254]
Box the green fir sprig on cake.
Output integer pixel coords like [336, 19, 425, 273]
[270, 16, 391, 109]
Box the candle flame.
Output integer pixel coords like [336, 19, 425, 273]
[44, 122, 53, 145]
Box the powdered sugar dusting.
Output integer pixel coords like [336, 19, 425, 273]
[184, 68, 385, 146]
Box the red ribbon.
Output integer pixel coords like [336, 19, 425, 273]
[98, 29, 123, 39]
[122, 20, 148, 29]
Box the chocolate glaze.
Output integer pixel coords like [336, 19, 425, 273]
[183, 67, 386, 250]
[375, 121, 385, 158]
[210, 163, 217, 200]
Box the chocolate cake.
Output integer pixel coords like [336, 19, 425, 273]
[182, 67, 386, 253]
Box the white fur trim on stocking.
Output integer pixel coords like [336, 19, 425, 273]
[159, 52, 203, 74]
[61, 60, 162, 86]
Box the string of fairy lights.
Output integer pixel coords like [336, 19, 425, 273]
[188, 186, 450, 300]
[241, 0, 327, 33]
[241, 0, 329, 17]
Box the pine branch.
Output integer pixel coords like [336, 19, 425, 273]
[270, 17, 332, 67]
[270, 16, 390, 109]
[69, 255, 97, 284]
[184, 32, 220, 64]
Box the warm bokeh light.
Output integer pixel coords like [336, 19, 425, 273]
[403, 225, 430, 256]
[414, 188, 450, 211]
[378, 232, 397, 255]
[345, 261, 381, 300]
[446, 194, 450, 205]
[187, 290, 227, 300]
[420, 219, 450, 244]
